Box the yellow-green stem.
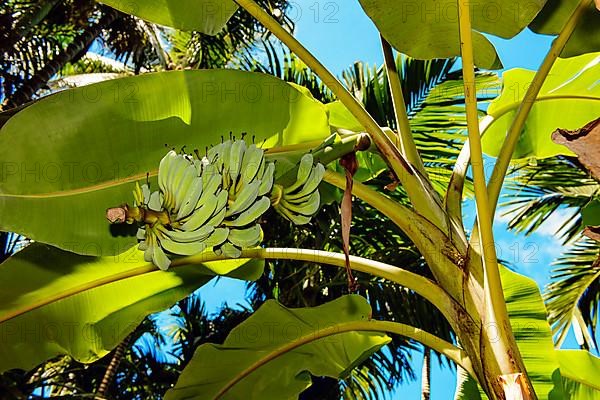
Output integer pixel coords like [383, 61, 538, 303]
[233, 0, 448, 231]
[457, 0, 516, 377]
[213, 319, 475, 399]
[1, 248, 458, 330]
[323, 170, 468, 304]
[380, 36, 426, 177]
[487, 0, 591, 213]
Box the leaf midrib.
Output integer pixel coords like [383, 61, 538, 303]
[487, 94, 600, 123]
[0, 170, 158, 199]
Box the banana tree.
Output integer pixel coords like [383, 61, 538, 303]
[1, 1, 600, 399]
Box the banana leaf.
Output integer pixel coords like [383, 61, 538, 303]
[164, 295, 390, 400]
[0, 70, 330, 256]
[0, 243, 263, 372]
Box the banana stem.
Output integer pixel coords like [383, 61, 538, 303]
[323, 170, 468, 305]
[457, 0, 519, 379]
[486, 0, 591, 213]
[232, 0, 448, 232]
[184, 248, 458, 320]
[1, 248, 459, 331]
[380, 36, 427, 177]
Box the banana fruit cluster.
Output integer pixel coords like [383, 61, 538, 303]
[272, 153, 325, 226]
[111, 138, 325, 270]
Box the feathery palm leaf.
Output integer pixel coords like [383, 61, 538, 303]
[545, 238, 600, 349]
[167, 0, 292, 69]
[502, 157, 600, 243]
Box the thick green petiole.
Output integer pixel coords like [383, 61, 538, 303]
[233, 0, 449, 232]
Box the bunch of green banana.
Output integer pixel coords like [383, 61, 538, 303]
[206, 138, 275, 258]
[108, 138, 326, 270]
[271, 153, 325, 225]
[131, 150, 230, 270]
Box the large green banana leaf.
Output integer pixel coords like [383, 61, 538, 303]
[557, 350, 600, 399]
[0, 243, 263, 373]
[97, 0, 237, 33]
[530, 0, 600, 58]
[357, 0, 547, 69]
[0, 70, 330, 256]
[500, 266, 566, 400]
[164, 295, 390, 400]
[482, 53, 600, 159]
[456, 268, 600, 400]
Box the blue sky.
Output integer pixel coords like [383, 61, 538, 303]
[196, 1, 590, 399]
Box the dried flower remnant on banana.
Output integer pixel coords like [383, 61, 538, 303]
[107, 138, 325, 270]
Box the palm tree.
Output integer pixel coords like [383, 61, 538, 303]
[500, 155, 600, 350]
[0, 0, 293, 109]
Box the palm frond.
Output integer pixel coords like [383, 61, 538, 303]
[167, 0, 292, 70]
[501, 157, 600, 243]
[545, 238, 600, 349]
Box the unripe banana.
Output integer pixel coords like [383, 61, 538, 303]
[227, 224, 263, 248]
[279, 190, 320, 216]
[258, 162, 275, 196]
[204, 227, 230, 247]
[285, 163, 325, 201]
[176, 176, 203, 220]
[272, 155, 324, 226]
[217, 242, 242, 259]
[241, 144, 265, 184]
[148, 191, 163, 212]
[274, 204, 312, 225]
[180, 193, 218, 231]
[226, 180, 260, 217]
[163, 224, 215, 243]
[283, 153, 314, 194]
[228, 139, 246, 186]
[159, 235, 208, 257]
[225, 196, 271, 227]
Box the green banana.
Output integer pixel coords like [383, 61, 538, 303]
[158, 150, 176, 191]
[228, 139, 246, 186]
[180, 193, 218, 231]
[201, 165, 222, 196]
[240, 144, 265, 184]
[219, 140, 233, 173]
[227, 224, 263, 248]
[204, 227, 230, 247]
[218, 242, 242, 258]
[148, 191, 163, 212]
[159, 236, 208, 257]
[171, 164, 197, 213]
[280, 191, 320, 216]
[152, 237, 171, 270]
[284, 163, 325, 201]
[274, 203, 312, 225]
[226, 180, 260, 217]
[283, 153, 314, 195]
[162, 224, 215, 243]
[176, 175, 203, 220]
[258, 162, 275, 196]
[225, 196, 270, 227]
[209, 190, 229, 219]
[205, 207, 225, 228]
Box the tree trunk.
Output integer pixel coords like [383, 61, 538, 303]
[421, 348, 431, 400]
[2, 8, 118, 109]
[96, 335, 131, 399]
